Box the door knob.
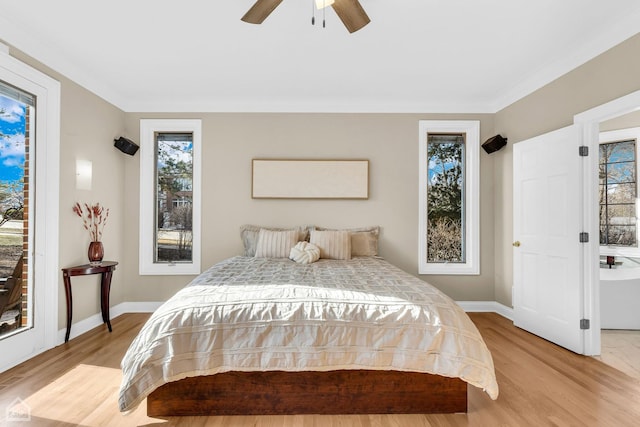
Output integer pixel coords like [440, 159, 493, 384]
[513, 241, 521, 247]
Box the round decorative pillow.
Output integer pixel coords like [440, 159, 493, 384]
[289, 241, 321, 264]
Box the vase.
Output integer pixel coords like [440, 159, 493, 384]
[88, 241, 104, 266]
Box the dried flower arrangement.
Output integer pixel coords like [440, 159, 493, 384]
[73, 202, 110, 242]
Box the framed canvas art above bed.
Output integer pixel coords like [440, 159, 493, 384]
[251, 159, 369, 199]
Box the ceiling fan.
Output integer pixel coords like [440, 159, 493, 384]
[241, 0, 371, 33]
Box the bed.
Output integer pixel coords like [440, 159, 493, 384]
[119, 248, 498, 416]
[119, 226, 498, 416]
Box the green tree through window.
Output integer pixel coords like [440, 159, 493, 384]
[155, 133, 193, 263]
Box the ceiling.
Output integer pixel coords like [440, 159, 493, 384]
[1, 1, 640, 113]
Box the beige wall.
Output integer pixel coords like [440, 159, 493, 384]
[601, 110, 640, 131]
[6, 40, 499, 334]
[9, 47, 126, 329]
[493, 33, 640, 306]
[123, 113, 497, 302]
[57, 83, 125, 328]
[10, 29, 640, 333]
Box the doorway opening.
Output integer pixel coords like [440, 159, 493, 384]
[595, 113, 640, 378]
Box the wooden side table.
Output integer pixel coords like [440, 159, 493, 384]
[61, 261, 118, 343]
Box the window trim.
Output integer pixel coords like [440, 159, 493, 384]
[0, 45, 60, 366]
[599, 126, 640, 258]
[139, 119, 201, 275]
[418, 120, 480, 275]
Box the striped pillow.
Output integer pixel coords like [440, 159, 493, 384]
[312, 226, 379, 256]
[310, 230, 351, 260]
[254, 229, 299, 258]
[240, 224, 309, 257]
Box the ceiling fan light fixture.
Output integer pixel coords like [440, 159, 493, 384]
[242, 0, 369, 33]
[315, 0, 335, 9]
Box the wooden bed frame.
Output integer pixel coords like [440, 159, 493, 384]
[147, 370, 467, 416]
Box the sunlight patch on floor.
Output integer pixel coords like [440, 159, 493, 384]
[14, 364, 165, 426]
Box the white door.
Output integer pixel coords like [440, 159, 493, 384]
[513, 125, 584, 354]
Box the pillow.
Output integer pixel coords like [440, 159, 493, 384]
[240, 224, 309, 257]
[310, 230, 351, 260]
[254, 229, 299, 258]
[312, 226, 379, 257]
[289, 241, 320, 264]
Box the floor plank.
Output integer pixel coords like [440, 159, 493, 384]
[0, 312, 639, 426]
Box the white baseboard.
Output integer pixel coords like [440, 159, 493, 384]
[456, 301, 514, 320]
[58, 300, 513, 345]
[57, 301, 164, 344]
[111, 301, 164, 315]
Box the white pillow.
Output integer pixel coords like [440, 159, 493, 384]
[254, 229, 299, 258]
[310, 230, 351, 260]
[289, 241, 320, 264]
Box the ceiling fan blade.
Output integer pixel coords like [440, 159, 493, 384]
[241, 0, 284, 24]
[331, 0, 370, 33]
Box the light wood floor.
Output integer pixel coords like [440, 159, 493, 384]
[1, 313, 639, 426]
[598, 329, 640, 380]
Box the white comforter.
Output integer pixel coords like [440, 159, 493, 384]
[119, 256, 498, 412]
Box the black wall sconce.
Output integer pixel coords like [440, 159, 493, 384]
[114, 136, 139, 156]
[482, 134, 508, 154]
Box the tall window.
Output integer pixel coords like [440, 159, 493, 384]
[419, 121, 479, 275]
[426, 134, 465, 263]
[155, 133, 194, 264]
[0, 46, 60, 366]
[140, 120, 201, 275]
[0, 82, 30, 333]
[599, 127, 640, 255]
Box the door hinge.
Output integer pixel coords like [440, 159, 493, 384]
[580, 319, 590, 330]
[579, 232, 589, 243]
[579, 146, 589, 157]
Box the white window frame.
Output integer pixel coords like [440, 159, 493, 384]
[418, 120, 480, 275]
[139, 119, 201, 275]
[0, 44, 60, 368]
[599, 126, 640, 258]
